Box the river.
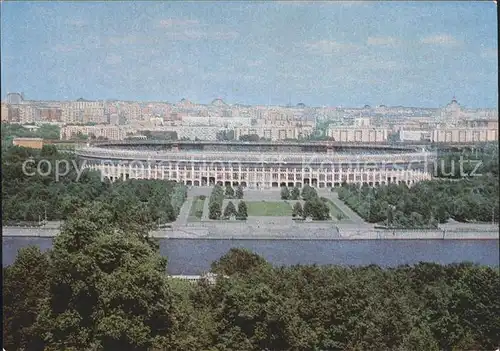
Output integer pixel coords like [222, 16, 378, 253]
[3, 237, 498, 274]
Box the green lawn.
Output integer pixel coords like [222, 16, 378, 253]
[246, 201, 293, 216]
[187, 196, 205, 222]
[325, 199, 348, 220]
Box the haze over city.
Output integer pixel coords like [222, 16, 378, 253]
[1, 1, 498, 108]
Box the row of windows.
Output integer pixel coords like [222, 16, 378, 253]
[100, 165, 418, 173]
[123, 170, 422, 181]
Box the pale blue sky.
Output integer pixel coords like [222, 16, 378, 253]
[1, 1, 498, 107]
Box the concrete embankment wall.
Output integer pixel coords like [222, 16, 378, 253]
[2, 226, 498, 240]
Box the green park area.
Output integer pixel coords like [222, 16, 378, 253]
[246, 201, 293, 216]
[188, 196, 206, 222]
[324, 199, 348, 220]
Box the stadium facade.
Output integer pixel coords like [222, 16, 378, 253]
[76, 141, 435, 189]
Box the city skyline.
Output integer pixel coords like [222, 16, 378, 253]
[1, 1, 498, 108]
[2, 92, 490, 109]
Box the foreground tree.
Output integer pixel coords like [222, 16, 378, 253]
[3, 247, 50, 351]
[35, 205, 177, 351]
[211, 248, 270, 276]
[290, 186, 300, 200]
[4, 242, 500, 350]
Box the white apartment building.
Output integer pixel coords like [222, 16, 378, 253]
[327, 127, 389, 143]
[181, 116, 252, 128]
[353, 117, 371, 127]
[18, 105, 39, 123]
[1, 103, 10, 122]
[154, 126, 228, 140]
[60, 125, 129, 140]
[400, 130, 431, 142]
[61, 101, 106, 124]
[234, 125, 314, 141]
[255, 119, 315, 128]
[431, 127, 498, 143]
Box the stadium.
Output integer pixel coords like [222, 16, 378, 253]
[76, 140, 435, 189]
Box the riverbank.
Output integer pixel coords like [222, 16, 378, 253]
[3, 224, 498, 240]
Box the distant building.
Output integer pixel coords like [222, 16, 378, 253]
[439, 97, 498, 121]
[211, 98, 228, 107]
[7, 106, 20, 122]
[234, 125, 314, 141]
[1, 103, 9, 122]
[160, 126, 227, 140]
[400, 129, 431, 142]
[61, 125, 129, 140]
[61, 100, 105, 124]
[12, 137, 44, 149]
[6, 92, 23, 105]
[109, 113, 119, 125]
[327, 127, 388, 143]
[38, 107, 63, 122]
[431, 127, 498, 143]
[182, 115, 251, 128]
[354, 117, 371, 127]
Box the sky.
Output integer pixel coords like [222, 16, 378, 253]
[1, 1, 498, 108]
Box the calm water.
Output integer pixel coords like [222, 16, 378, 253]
[2, 237, 499, 274]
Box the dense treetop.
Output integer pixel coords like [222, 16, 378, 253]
[1, 123, 61, 143]
[1, 144, 186, 225]
[338, 146, 499, 227]
[4, 238, 500, 351]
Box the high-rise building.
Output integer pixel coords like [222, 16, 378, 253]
[1, 103, 9, 122]
[6, 92, 23, 105]
[61, 100, 105, 124]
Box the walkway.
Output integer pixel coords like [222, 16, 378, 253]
[3, 223, 499, 240]
[321, 191, 366, 225]
[174, 197, 193, 226]
[201, 194, 211, 220]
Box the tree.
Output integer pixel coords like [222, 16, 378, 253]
[292, 201, 303, 218]
[34, 206, 177, 351]
[235, 185, 244, 199]
[291, 186, 300, 200]
[225, 185, 235, 198]
[410, 212, 425, 227]
[223, 201, 237, 218]
[303, 198, 330, 220]
[237, 201, 248, 219]
[239, 134, 260, 142]
[301, 184, 317, 201]
[209, 201, 222, 220]
[40, 144, 58, 157]
[280, 186, 290, 200]
[211, 248, 269, 276]
[3, 246, 50, 351]
[387, 206, 394, 226]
